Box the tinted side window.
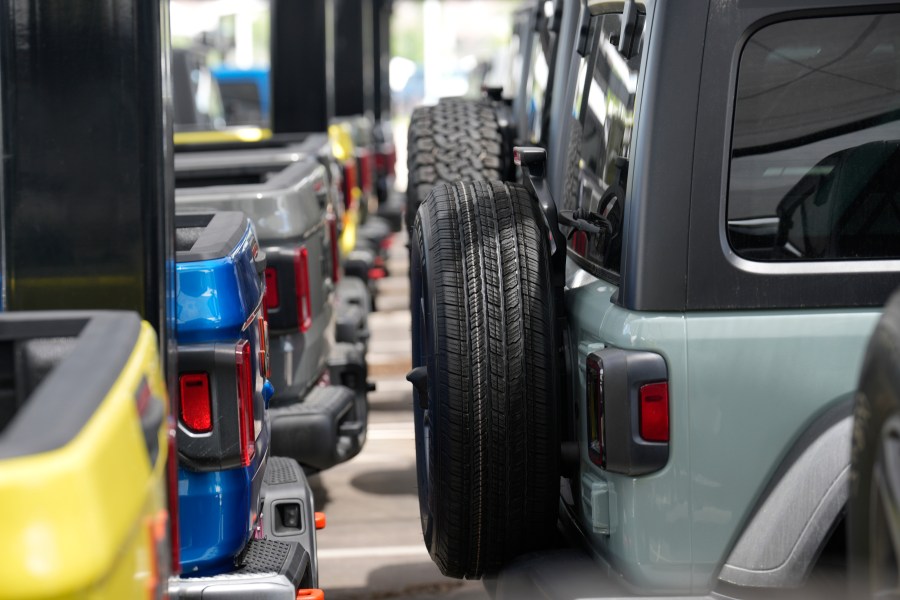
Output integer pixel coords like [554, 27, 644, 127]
[564, 13, 643, 278]
[526, 23, 552, 144]
[728, 14, 900, 261]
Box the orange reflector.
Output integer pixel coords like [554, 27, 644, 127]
[314, 512, 326, 530]
[297, 589, 325, 600]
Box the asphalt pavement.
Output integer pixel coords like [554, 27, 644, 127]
[312, 235, 491, 600]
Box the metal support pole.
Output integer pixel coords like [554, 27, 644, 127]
[334, 0, 375, 118]
[271, 0, 334, 134]
[372, 0, 393, 121]
[0, 0, 176, 375]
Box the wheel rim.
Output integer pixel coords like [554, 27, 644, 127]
[870, 414, 900, 599]
[410, 232, 434, 545]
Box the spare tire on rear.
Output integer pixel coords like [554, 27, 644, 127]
[409, 180, 560, 579]
[406, 99, 507, 232]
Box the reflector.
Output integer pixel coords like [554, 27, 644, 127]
[639, 382, 669, 443]
[264, 267, 280, 309]
[179, 373, 212, 433]
[294, 247, 313, 332]
[236, 341, 256, 466]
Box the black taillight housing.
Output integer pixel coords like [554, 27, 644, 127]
[586, 348, 669, 475]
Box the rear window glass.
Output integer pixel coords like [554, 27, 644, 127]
[728, 14, 900, 261]
[563, 13, 643, 279]
[525, 18, 553, 144]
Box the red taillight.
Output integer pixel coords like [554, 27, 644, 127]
[294, 247, 312, 333]
[166, 416, 180, 574]
[145, 510, 168, 599]
[342, 162, 357, 210]
[264, 267, 280, 309]
[586, 354, 604, 467]
[328, 214, 340, 284]
[258, 312, 270, 379]
[179, 373, 212, 433]
[572, 231, 587, 255]
[639, 382, 669, 443]
[387, 146, 396, 176]
[236, 340, 256, 467]
[359, 150, 373, 194]
[376, 145, 396, 177]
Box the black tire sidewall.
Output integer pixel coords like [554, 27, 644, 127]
[410, 180, 560, 579]
[410, 207, 437, 550]
[849, 292, 900, 595]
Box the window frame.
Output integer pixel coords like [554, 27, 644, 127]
[683, 1, 900, 311]
[725, 11, 900, 264]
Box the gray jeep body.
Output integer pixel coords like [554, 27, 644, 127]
[175, 134, 370, 471]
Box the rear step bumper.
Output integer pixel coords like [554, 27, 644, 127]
[269, 384, 365, 471]
[170, 458, 318, 598]
[335, 276, 371, 349]
[168, 572, 298, 599]
[169, 538, 310, 599]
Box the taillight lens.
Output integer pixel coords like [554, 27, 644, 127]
[166, 417, 180, 574]
[294, 247, 312, 333]
[572, 231, 587, 255]
[236, 340, 256, 467]
[376, 146, 396, 177]
[387, 146, 396, 177]
[179, 373, 212, 433]
[586, 354, 604, 467]
[639, 382, 669, 443]
[257, 311, 270, 379]
[145, 510, 168, 599]
[359, 150, 373, 194]
[328, 214, 340, 284]
[264, 267, 280, 309]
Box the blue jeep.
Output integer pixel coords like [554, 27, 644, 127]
[170, 210, 320, 598]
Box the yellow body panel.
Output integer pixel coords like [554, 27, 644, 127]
[0, 322, 169, 599]
[329, 123, 363, 254]
[341, 203, 359, 256]
[328, 123, 354, 162]
[173, 127, 272, 145]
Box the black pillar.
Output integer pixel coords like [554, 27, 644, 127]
[271, 0, 334, 134]
[0, 0, 175, 373]
[334, 0, 374, 118]
[372, 0, 392, 121]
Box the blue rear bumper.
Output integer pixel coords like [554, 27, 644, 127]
[178, 464, 253, 576]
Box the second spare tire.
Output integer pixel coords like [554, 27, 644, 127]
[406, 98, 507, 231]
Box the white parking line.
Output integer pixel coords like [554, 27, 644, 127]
[370, 421, 414, 429]
[367, 429, 415, 440]
[318, 545, 428, 560]
[369, 378, 413, 393]
[366, 422, 415, 440]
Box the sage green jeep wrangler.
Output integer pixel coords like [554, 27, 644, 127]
[407, 0, 900, 597]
